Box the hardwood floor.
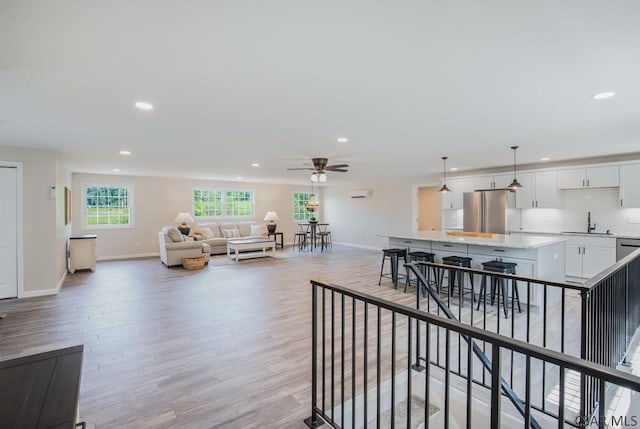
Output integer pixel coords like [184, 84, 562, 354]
[0, 245, 419, 429]
[0, 245, 591, 428]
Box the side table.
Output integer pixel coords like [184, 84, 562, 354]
[268, 232, 284, 249]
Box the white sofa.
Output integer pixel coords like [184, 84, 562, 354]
[159, 226, 211, 267]
[159, 222, 270, 264]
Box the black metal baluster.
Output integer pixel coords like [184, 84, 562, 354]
[524, 355, 531, 429]
[352, 297, 356, 429]
[490, 343, 501, 429]
[331, 290, 335, 422]
[364, 303, 368, 429]
[377, 307, 381, 429]
[341, 294, 345, 427]
[558, 366, 565, 429]
[391, 312, 396, 429]
[425, 324, 430, 429]
[542, 284, 548, 412]
[322, 288, 326, 414]
[598, 379, 606, 429]
[406, 316, 412, 429]
[445, 329, 450, 429]
[305, 284, 320, 428]
[561, 288, 566, 355]
[466, 334, 473, 429]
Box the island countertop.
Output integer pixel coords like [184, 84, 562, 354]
[379, 230, 566, 249]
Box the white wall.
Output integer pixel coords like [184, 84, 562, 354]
[323, 179, 415, 249]
[72, 173, 322, 259]
[0, 146, 68, 295]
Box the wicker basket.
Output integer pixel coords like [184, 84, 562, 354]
[182, 254, 207, 270]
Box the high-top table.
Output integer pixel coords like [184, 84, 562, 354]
[298, 223, 329, 251]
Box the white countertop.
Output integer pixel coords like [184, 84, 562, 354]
[380, 230, 567, 249]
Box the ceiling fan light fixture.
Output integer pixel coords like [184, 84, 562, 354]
[310, 173, 318, 182]
[318, 173, 327, 182]
[438, 156, 451, 193]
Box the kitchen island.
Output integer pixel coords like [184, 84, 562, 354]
[380, 231, 567, 305]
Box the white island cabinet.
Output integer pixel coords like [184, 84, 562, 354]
[380, 231, 566, 307]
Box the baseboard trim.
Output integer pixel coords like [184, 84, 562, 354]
[333, 241, 382, 251]
[56, 270, 66, 292]
[22, 288, 59, 298]
[98, 252, 160, 261]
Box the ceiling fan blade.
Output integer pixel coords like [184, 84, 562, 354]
[326, 164, 349, 169]
[286, 167, 315, 171]
[325, 168, 349, 172]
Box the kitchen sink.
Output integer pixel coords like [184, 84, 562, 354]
[561, 231, 614, 236]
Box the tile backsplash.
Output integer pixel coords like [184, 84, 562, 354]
[520, 187, 640, 236]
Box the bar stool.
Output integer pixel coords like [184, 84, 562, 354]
[404, 251, 436, 294]
[378, 248, 408, 289]
[477, 260, 522, 318]
[294, 225, 309, 252]
[317, 224, 332, 251]
[439, 256, 475, 303]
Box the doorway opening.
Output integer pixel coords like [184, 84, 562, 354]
[417, 186, 442, 231]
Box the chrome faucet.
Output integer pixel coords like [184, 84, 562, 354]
[587, 211, 596, 233]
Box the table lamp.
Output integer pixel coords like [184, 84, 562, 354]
[264, 211, 279, 233]
[174, 212, 194, 235]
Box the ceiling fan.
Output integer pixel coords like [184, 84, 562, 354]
[287, 157, 349, 182]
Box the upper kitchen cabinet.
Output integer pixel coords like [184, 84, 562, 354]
[512, 171, 559, 208]
[557, 165, 619, 189]
[620, 163, 640, 208]
[472, 174, 513, 190]
[442, 178, 474, 210]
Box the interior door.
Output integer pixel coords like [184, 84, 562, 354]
[0, 167, 18, 299]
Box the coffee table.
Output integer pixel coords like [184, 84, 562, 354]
[227, 238, 276, 261]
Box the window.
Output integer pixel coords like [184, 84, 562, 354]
[193, 189, 254, 218]
[84, 185, 132, 228]
[193, 189, 223, 217]
[293, 192, 314, 221]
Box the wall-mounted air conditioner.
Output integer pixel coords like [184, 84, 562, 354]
[350, 189, 371, 199]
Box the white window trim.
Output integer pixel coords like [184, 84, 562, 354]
[192, 187, 256, 220]
[82, 183, 135, 230]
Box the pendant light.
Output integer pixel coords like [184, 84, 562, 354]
[306, 180, 320, 211]
[438, 156, 451, 193]
[509, 146, 523, 189]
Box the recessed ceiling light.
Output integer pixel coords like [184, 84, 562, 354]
[337, 137, 349, 143]
[450, 167, 458, 171]
[236, 176, 243, 180]
[135, 101, 154, 110]
[119, 150, 131, 155]
[540, 157, 551, 161]
[113, 169, 121, 172]
[592, 91, 615, 100]
[251, 163, 260, 167]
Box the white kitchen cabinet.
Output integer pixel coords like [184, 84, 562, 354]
[564, 235, 616, 279]
[557, 165, 619, 189]
[620, 163, 640, 208]
[68, 235, 97, 273]
[512, 171, 558, 209]
[442, 178, 474, 209]
[472, 174, 513, 190]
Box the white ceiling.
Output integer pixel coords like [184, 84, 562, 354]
[1, 1, 639, 184]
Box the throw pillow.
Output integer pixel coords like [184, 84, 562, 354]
[222, 228, 240, 238]
[250, 224, 267, 236]
[189, 224, 203, 237]
[201, 227, 215, 239]
[167, 227, 184, 242]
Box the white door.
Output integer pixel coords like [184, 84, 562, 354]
[565, 243, 583, 278]
[582, 246, 616, 279]
[585, 165, 619, 188]
[534, 171, 559, 208]
[0, 167, 18, 299]
[620, 164, 640, 208]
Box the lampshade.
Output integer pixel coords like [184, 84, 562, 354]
[318, 173, 327, 183]
[174, 212, 194, 225]
[264, 211, 280, 222]
[310, 173, 318, 182]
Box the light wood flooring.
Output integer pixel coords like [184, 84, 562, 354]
[0, 245, 588, 429]
[0, 245, 423, 429]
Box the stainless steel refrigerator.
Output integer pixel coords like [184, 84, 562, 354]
[463, 190, 515, 234]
